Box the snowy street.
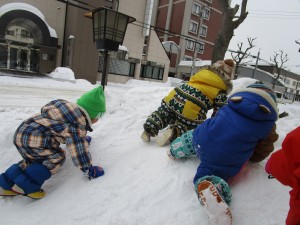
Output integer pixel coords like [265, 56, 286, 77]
[0, 84, 87, 108]
[0, 75, 299, 225]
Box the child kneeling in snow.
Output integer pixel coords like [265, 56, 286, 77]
[168, 83, 279, 225]
[265, 126, 300, 225]
[141, 59, 234, 147]
[0, 86, 106, 199]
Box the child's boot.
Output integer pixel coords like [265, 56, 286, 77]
[12, 184, 46, 199]
[195, 176, 232, 225]
[0, 164, 24, 197]
[156, 128, 174, 147]
[0, 186, 19, 196]
[12, 163, 51, 199]
[141, 131, 151, 142]
[168, 130, 195, 159]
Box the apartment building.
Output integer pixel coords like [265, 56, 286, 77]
[282, 75, 300, 102]
[238, 64, 300, 102]
[153, 0, 225, 79]
[252, 65, 300, 101]
[0, 0, 170, 84]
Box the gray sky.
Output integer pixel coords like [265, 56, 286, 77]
[226, 0, 300, 75]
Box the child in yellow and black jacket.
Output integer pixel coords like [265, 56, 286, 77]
[141, 59, 234, 147]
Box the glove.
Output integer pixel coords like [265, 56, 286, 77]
[82, 165, 104, 180]
[86, 136, 92, 145]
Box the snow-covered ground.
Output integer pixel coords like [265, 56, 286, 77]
[0, 72, 298, 225]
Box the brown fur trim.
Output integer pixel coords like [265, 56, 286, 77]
[197, 65, 233, 95]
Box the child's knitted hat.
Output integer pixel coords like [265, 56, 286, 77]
[211, 59, 235, 79]
[77, 86, 106, 119]
[193, 59, 234, 94]
[246, 83, 277, 104]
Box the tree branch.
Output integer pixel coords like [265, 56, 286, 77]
[233, 0, 248, 28]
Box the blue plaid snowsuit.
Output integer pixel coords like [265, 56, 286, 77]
[14, 99, 93, 174]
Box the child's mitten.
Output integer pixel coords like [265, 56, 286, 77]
[86, 136, 92, 145]
[82, 165, 104, 180]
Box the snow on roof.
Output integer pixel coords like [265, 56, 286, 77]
[0, 3, 57, 38]
[118, 45, 128, 52]
[178, 60, 211, 67]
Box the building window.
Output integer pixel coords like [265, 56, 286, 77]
[6, 30, 14, 36]
[184, 56, 193, 61]
[140, 64, 164, 80]
[143, 36, 148, 56]
[0, 44, 8, 68]
[202, 8, 210, 20]
[285, 79, 290, 85]
[192, 3, 201, 16]
[49, 55, 55, 61]
[186, 40, 195, 51]
[117, 50, 127, 60]
[98, 56, 135, 77]
[293, 80, 297, 86]
[192, 3, 209, 19]
[189, 21, 198, 34]
[6, 26, 33, 43]
[199, 25, 208, 37]
[197, 42, 205, 54]
[21, 29, 32, 38]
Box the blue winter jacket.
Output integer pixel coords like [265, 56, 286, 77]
[192, 90, 278, 183]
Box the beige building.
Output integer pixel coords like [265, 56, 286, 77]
[0, 0, 170, 84]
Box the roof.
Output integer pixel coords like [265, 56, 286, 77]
[178, 60, 211, 67]
[246, 64, 300, 81]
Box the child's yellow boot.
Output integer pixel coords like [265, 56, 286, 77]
[12, 184, 46, 199]
[0, 186, 19, 196]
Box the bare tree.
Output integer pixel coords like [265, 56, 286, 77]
[231, 37, 256, 79]
[270, 50, 289, 89]
[211, 0, 249, 63]
[295, 39, 300, 52]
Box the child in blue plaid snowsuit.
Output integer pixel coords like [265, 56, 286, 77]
[0, 86, 106, 199]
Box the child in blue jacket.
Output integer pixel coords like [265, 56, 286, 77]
[0, 86, 106, 199]
[169, 83, 279, 225]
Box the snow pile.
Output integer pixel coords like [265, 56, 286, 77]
[48, 67, 76, 82]
[0, 74, 298, 225]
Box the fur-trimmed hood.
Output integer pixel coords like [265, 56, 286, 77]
[197, 64, 233, 94]
[229, 87, 278, 120]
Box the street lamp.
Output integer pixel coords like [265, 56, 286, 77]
[85, 7, 135, 89]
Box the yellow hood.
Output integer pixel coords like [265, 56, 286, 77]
[187, 69, 227, 101]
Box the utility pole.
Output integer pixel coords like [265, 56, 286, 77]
[251, 48, 260, 79]
[296, 39, 300, 52]
[190, 5, 204, 77]
[293, 80, 300, 102]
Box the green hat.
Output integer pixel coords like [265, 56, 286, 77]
[77, 86, 106, 119]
